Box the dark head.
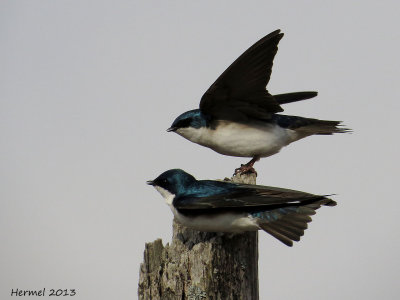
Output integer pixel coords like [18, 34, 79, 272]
[147, 169, 197, 195]
[167, 109, 210, 132]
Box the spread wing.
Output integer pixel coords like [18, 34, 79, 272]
[199, 30, 284, 121]
[174, 182, 334, 213]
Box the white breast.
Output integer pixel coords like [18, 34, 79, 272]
[154, 186, 175, 205]
[153, 186, 259, 232]
[173, 208, 259, 233]
[177, 120, 299, 157]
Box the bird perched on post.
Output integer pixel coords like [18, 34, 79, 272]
[147, 169, 336, 247]
[167, 30, 349, 174]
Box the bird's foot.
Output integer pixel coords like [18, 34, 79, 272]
[234, 164, 258, 176]
[234, 156, 260, 176]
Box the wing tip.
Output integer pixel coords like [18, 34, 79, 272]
[262, 29, 284, 44]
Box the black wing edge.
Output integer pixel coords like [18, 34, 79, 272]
[274, 91, 318, 105]
[199, 30, 285, 118]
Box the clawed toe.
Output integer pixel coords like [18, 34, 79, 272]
[234, 156, 260, 176]
[234, 165, 257, 176]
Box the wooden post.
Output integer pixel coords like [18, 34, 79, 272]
[138, 173, 258, 300]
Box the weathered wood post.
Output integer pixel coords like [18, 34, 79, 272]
[138, 172, 258, 299]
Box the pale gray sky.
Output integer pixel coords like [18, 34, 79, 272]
[1, 1, 399, 299]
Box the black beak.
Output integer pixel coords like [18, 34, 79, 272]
[166, 127, 177, 132]
[146, 180, 155, 186]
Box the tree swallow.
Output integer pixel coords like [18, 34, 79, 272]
[147, 169, 336, 247]
[167, 30, 349, 174]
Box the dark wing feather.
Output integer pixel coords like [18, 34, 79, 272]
[174, 181, 333, 213]
[173, 181, 336, 247]
[199, 30, 284, 120]
[273, 91, 318, 105]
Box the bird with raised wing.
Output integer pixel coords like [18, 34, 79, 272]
[167, 30, 349, 174]
[147, 169, 336, 247]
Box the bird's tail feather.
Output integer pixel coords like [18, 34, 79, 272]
[296, 119, 351, 135]
[273, 91, 318, 105]
[272, 114, 351, 134]
[257, 198, 336, 247]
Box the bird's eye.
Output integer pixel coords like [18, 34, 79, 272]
[177, 119, 191, 128]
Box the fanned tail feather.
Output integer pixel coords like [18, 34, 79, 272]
[257, 197, 336, 247]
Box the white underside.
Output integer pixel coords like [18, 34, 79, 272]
[176, 120, 301, 157]
[154, 186, 259, 232]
